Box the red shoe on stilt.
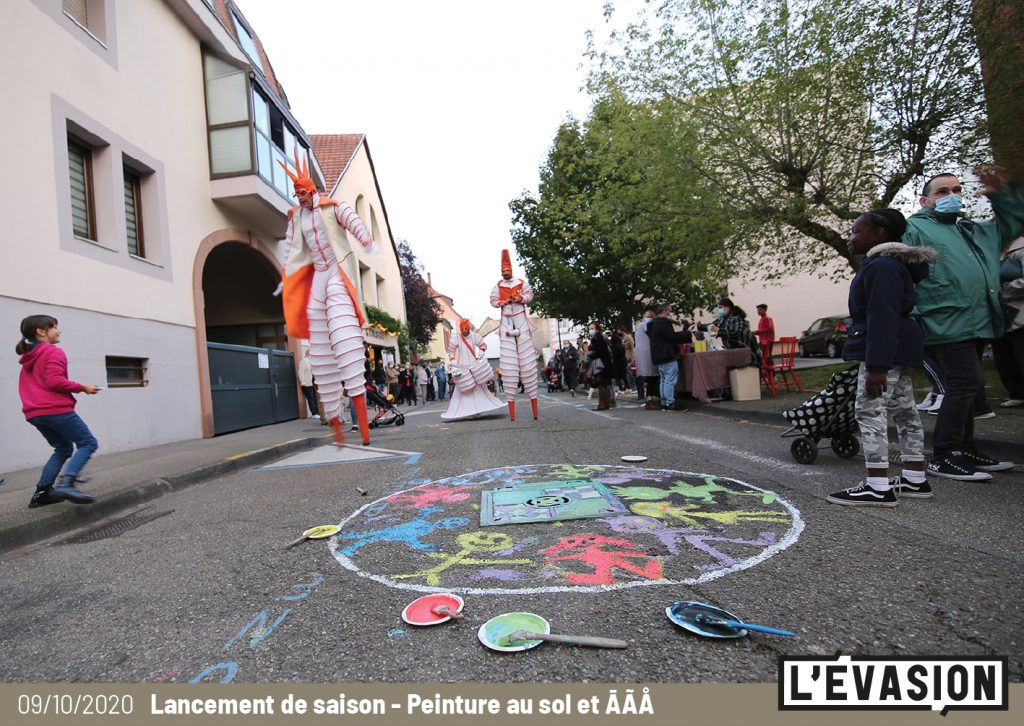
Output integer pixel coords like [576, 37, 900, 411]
[531, 398, 538, 420]
[329, 417, 345, 447]
[508, 400, 516, 421]
[352, 394, 371, 446]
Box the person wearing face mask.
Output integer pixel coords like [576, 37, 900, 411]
[903, 166, 1024, 480]
[559, 341, 579, 396]
[634, 310, 658, 409]
[714, 298, 762, 367]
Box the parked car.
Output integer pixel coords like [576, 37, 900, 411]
[797, 316, 851, 358]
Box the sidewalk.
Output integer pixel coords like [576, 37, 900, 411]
[694, 387, 1024, 463]
[0, 417, 333, 555]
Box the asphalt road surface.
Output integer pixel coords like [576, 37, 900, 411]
[2, 392, 1021, 684]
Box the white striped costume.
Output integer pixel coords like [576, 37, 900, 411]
[489, 277, 539, 401]
[283, 194, 377, 423]
[442, 331, 505, 420]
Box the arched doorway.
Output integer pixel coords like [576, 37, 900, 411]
[193, 230, 303, 437]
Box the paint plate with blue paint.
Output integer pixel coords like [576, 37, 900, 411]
[478, 612, 550, 652]
[666, 601, 747, 638]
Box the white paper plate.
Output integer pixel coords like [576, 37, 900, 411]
[620, 455, 648, 463]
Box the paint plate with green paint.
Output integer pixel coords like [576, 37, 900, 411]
[479, 479, 630, 526]
[478, 612, 550, 652]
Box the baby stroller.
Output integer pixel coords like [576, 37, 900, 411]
[781, 365, 860, 464]
[364, 384, 405, 429]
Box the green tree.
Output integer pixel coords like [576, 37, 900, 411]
[589, 0, 999, 275]
[397, 240, 442, 351]
[510, 94, 734, 327]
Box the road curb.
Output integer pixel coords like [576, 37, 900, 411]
[0, 434, 329, 555]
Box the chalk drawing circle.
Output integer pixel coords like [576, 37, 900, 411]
[328, 465, 804, 595]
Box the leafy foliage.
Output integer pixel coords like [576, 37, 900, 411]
[584, 0, 999, 276]
[364, 304, 412, 361]
[396, 240, 442, 351]
[510, 94, 736, 328]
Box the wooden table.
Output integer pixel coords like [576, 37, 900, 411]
[675, 348, 755, 403]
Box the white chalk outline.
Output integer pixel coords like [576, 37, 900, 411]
[328, 464, 804, 595]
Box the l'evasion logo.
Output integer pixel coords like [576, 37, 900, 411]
[779, 655, 1007, 714]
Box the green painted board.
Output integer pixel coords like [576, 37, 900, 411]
[480, 479, 630, 526]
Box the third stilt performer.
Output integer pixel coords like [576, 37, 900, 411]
[489, 250, 539, 420]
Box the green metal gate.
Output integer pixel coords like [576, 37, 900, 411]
[208, 343, 299, 435]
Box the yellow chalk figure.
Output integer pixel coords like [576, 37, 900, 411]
[392, 531, 533, 586]
[631, 501, 790, 528]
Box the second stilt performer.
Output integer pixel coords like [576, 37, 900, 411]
[489, 249, 539, 420]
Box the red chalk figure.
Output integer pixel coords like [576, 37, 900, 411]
[544, 534, 664, 585]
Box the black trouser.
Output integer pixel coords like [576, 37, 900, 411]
[927, 340, 986, 457]
[301, 386, 318, 416]
[993, 328, 1024, 399]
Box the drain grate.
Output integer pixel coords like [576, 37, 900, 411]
[60, 509, 174, 544]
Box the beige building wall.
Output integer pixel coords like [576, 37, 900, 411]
[327, 143, 406, 326]
[729, 266, 852, 339]
[1, 0, 304, 469]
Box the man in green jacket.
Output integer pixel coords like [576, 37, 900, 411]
[903, 166, 1024, 480]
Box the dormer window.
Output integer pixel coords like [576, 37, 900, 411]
[231, 10, 261, 69]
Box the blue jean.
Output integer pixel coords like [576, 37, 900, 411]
[28, 411, 98, 487]
[657, 361, 678, 407]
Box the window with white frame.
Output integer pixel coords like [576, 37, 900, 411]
[62, 0, 107, 42]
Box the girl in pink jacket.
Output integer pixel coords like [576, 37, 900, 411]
[17, 315, 100, 509]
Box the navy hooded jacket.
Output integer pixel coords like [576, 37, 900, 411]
[843, 242, 936, 372]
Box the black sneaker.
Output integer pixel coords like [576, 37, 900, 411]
[926, 452, 993, 481]
[891, 476, 933, 499]
[28, 487, 67, 509]
[53, 477, 96, 505]
[960, 449, 1016, 472]
[826, 482, 898, 507]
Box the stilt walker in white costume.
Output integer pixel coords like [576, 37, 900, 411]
[278, 151, 379, 446]
[489, 250, 539, 421]
[442, 319, 506, 420]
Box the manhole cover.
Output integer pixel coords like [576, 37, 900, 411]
[480, 479, 629, 526]
[61, 510, 174, 544]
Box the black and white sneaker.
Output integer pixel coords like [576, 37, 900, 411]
[891, 476, 933, 499]
[960, 449, 1016, 472]
[926, 452, 993, 481]
[826, 482, 898, 507]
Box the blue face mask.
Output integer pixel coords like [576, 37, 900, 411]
[716, 307, 725, 317]
[934, 194, 963, 214]
[642, 317, 653, 325]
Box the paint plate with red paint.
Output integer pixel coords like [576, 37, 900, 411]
[401, 593, 465, 626]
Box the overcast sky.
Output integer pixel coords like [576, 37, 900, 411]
[233, 0, 649, 323]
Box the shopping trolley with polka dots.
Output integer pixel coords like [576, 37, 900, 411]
[781, 364, 860, 464]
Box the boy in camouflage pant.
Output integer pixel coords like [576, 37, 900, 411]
[827, 209, 936, 507]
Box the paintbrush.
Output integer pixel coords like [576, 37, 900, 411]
[502, 630, 628, 648]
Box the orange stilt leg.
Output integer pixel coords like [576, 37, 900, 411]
[352, 394, 371, 446]
[531, 398, 538, 420]
[508, 400, 516, 421]
[329, 417, 345, 447]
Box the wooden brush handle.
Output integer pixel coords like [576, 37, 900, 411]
[518, 631, 628, 649]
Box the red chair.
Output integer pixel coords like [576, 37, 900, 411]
[760, 337, 804, 397]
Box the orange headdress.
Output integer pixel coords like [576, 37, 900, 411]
[459, 319, 471, 336]
[500, 249, 512, 276]
[279, 149, 316, 196]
